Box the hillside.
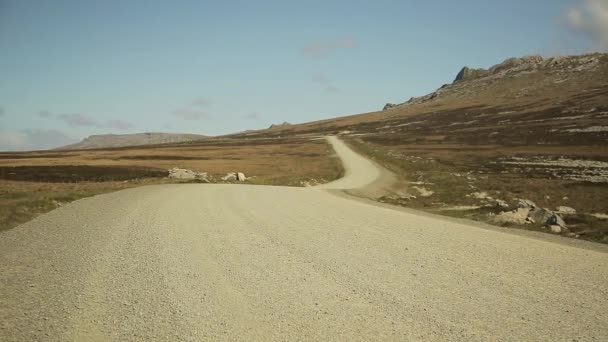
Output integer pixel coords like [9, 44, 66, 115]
[238, 52, 608, 243]
[58, 133, 208, 150]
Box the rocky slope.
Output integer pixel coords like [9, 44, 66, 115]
[59, 133, 207, 150]
[383, 54, 602, 109]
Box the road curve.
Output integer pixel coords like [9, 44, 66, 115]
[317, 136, 382, 189]
[1, 138, 607, 341]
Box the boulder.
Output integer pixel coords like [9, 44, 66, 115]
[194, 172, 210, 182]
[492, 208, 530, 225]
[549, 225, 562, 234]
[528, 208, 554, 224]
[221, 172, 237, 181]
[496, 199, 509, 208]
[517, 199, 537, 209]
[547, 213, 567, 229]
[556, 206, 576, 214]
[168, 168, 210, 182]
[237, 172, 246, 182]
[168, 168, 195, 180]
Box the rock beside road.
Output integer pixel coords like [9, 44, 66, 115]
[222, 172, 247, 182]
[492, 208, 530, 225]
[168, 168, 209, 182]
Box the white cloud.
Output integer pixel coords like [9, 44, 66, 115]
[564, 0, 608, 51]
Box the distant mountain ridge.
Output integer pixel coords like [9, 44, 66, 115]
[58, 133, 207, 150]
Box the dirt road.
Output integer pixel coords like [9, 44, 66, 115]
[1, 137, 607, 341]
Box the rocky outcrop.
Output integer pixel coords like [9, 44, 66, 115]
[383, 53, 603, 110]
[454, 67, 489, 83]
[268, 122, 291, 129]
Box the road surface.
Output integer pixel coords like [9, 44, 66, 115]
[1, 137, 607, 341]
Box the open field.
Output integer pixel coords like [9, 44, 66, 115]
[0, 137, 342, 231]
[347, 137, 608, 243]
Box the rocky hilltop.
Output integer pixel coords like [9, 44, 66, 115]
[59, 133, 207, 150]
[268, 122, 291, 129]
[383, 54, 602, 110]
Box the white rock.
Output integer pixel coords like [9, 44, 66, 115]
[549, 225, 562, 234]
[221, 172, 237, 181]
[496, 199, 509, 208]
[237, 172, 246, 182]
[492, 208, 530, 225]
[556, 206, 576, 214]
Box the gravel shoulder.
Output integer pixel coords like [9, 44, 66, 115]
[1, 137, 607, 341]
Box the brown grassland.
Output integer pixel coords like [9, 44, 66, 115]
[0, 137, 342, 231]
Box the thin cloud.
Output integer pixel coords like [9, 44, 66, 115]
[302, 37, 355, 57]
[191, 97, 211, 107]
[312, 73, 340, 93]
[106, 119, 134, 131]
[58, 113, 100, 127]
[0, 129, 77, 151]
[171, 108, 207, 120]
[44, 110, 134, 131]
[37, 110, 54, 118]
[241, 112, 261, 120]
[563, 0, 608, 51]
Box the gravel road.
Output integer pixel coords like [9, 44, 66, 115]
[1, 137, 607, 341]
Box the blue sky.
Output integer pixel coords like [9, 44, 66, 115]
[0, 0, 605, 150]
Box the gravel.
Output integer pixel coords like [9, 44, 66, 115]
[1, 137, 607, 341]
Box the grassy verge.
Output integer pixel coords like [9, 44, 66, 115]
[346, 137, 608, 244]
[0, 137, 343, 231]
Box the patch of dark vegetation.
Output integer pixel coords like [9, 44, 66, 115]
[0, 154, 71, 159]
[0, 165, 168, 182]
[118, 155, 213, 160]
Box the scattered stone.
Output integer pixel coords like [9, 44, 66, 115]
[549, 225, 562, 234]
[496, 199, 509, 208]
[517, 199, 537, 209]
[413, 186, 434, 197]
[471, 191, 489, 199]
[556, 206, 576, 214]
[221, 172, 237, 181]
[237, 172, 246, 182]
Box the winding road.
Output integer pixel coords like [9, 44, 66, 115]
[1, 137, 607, 341]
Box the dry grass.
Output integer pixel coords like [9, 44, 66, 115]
[347, 138, 608, 244]
[0, 137, 342, 231]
